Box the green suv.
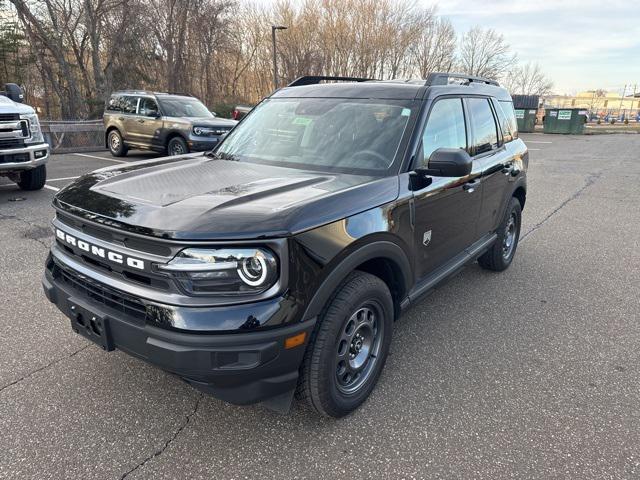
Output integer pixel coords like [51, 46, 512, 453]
[103, 91, 237, 157]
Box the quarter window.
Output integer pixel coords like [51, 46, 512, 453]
[498, 100, 518, 141]
[421, 98, 466, 166]
[467, 98, 499, 155]
[106, 95, 122, 112]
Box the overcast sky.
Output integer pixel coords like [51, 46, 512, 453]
[434, 0, 640, 94]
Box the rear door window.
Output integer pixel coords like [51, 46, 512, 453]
[121, 96, 138, 114]
[467, 98, 499, 155]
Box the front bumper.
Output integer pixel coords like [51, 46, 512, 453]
[0, 143, 49, 171]
[42, 256, 315, 407]
[187, 135, 224, 152]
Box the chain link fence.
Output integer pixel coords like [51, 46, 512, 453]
[41, 120, 106, 153]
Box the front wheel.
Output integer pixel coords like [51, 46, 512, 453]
[18, 165, 46, 191]
[297, 271, 393, 417]
[167, 136, 188, 156]
[478, 197, 522, 271]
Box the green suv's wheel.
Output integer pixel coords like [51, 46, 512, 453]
[478, 197, 522, 271]
[168, 136, 188, 156]
[297, 271, 393, 418]
[18, 165, 46, 191]
[108, 129, 128, 157]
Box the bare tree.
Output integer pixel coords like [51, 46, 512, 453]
[458, 26, 516, 80]
[503, 61, 553, 96]
[411, 11, 456, 78]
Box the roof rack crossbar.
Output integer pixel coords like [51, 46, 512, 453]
[425, 72, 499, 87]
[287, 76, 372, 87]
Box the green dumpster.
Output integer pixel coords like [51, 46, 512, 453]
[543, 108, 587, 134]
[512, 95, 539, 133]
[514, 108, 538, 133]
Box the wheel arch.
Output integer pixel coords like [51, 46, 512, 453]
[104, 126, 121, 148]
[165, 130, 189, 147]
[302, 240, 413, 322]
[512, 185, 526, 210]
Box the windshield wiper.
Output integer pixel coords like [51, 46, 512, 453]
[205, 150, 238, 161]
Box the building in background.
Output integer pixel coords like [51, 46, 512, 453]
[543, 90, 640, 120]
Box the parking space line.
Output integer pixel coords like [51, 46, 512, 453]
[73, 153, 127, 163]
[526, 141, 552, 144]
[43, 185, 60, 192]
[47, 176, 79, 182]
[528, 148, 541, 151]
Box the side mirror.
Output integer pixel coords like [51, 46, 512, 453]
[3, 83, 24, 103]
[419, 148, 472, 177]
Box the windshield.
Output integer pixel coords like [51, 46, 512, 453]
[158, 97, 212, 118]
[216, 98, 414, 174]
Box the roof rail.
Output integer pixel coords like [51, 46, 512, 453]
[425, 72, 499, 87]
[287, 76, 373, 87]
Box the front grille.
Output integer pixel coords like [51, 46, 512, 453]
[56, 212, 172, 256]
[0, 113, 19, 121]
[52, 260, 147, 321]
[0, 152, 30, 164]
[0, 139, 25, 148]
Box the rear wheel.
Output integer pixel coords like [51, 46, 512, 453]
[18, 165, 46, 191]
[297, 271, 393, 417]
[168, 136, 188, 156]
[478, 197, 522, 271]
[108, 129, 128, 157]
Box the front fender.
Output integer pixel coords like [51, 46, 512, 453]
[292, 200, 414, 321]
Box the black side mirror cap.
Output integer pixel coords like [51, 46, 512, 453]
[2, 83, 24, 103]
[419, 148, 472, 177]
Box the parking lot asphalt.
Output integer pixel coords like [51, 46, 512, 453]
[1, 135, 639, 479]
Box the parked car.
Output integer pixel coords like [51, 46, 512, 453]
[44, 73, 528, 417]
[104, 91, 237, 157]
[0, 83, 49, 190]
[232, 104, 252, 120]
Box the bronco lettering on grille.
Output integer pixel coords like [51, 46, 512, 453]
[55, 228, 145, 270]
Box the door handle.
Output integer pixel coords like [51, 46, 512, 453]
[137, 119, 145, 123]
[118, 117, 124, 121]
[463, 180, 478, 193]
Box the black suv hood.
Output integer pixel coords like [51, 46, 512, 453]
[54, 155, 399, 240]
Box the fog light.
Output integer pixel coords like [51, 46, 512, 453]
[34, 150, 47, 159]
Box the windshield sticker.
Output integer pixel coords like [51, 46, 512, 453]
[401, 108, 411, 116]
[293, 117, 313, 126]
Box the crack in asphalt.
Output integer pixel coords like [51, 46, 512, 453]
[520, 171, 602, 242]
[0, 344, 90, 394]
[0, 212, 51, 250]
[119, 393, 204, 479]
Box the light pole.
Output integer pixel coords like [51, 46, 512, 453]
[271, 25, 287, 90]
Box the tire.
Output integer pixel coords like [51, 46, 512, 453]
[108, 129, 128, 157]
[297, 271, 393, 418]
[478, 197, 522, 271]
[18, 165, 46, 191]
[167, 136, 188, 156]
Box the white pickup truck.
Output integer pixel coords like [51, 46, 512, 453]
[0, 84, 49, 190]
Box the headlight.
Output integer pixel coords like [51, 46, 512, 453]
[157, 247, 278, 296]
[20, 113, 44, 144]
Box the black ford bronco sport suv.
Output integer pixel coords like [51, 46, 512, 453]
[43, 73, 527, 417]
